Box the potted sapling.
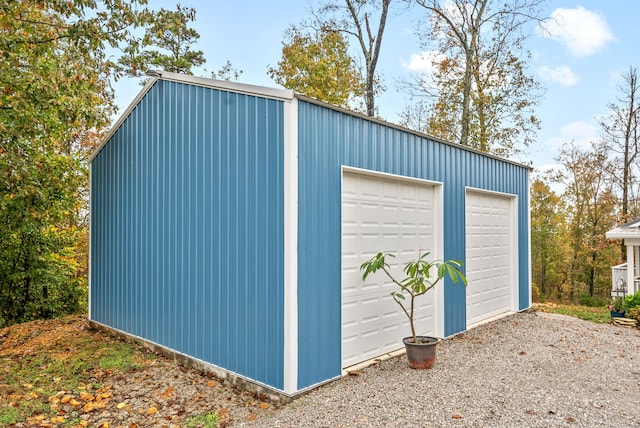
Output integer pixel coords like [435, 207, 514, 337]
[360, 250, 467, 369]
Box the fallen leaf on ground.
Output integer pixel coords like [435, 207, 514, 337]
[79, 392, 95, 401]
[207, 380, 216, 387]
[161, 386, 175, 398]
[146, 406, 158, 415]
[83, 400, 108, 412]
[116, 402, 127, 409]
[452, 414, 463, 419]
[260, 403, 269, 409]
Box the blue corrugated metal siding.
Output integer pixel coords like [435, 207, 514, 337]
[296, 101, 529, 389]
[91, 80, 285, 389]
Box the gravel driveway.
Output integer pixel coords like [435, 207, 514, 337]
[241, 311, 640, 427]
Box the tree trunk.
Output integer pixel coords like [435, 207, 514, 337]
[344, 0, 391, 117]
[459, 48, 474, 146]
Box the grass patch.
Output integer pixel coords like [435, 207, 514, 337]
[0, 407, 23, 425]
[99, 342, 140, 371]
[533, 302, 611, 323]
[184, 411, 221, 428]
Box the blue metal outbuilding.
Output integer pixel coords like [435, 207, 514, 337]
[90, 72, 530, 397]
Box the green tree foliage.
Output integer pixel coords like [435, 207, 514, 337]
[530, 178, 569, 301]
[0, 0, 150, 326]
[268, 26, 363, 108]
[0, 144, 85, 326]
[409, 0, 544, 158]
[120, 3, 204, 76]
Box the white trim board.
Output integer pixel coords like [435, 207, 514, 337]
[283, 97, 299, 395]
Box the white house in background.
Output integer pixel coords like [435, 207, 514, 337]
[605, 218, 640, 297]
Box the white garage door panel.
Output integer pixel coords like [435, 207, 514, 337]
[342, 172, 437, 368]
[466, 191, 516, 326]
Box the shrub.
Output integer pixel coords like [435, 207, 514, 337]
[579, 293, 607, 308]
[624, 291, 640, 311]
[626, 306, 640, 322]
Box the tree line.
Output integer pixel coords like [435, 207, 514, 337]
[0, 0, 239, 327]
[1, 0, 633, 326]
[532, 67, 640, 305]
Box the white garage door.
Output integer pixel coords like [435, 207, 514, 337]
[342, 170, 438, 368]
[465, 190, 517, 327]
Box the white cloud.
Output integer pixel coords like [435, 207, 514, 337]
[538, 7, 615, 57]
[402, 51, 446, 74]
[560, 120, 598, 140]
[543, 120, 599, 154]
[539, 65, 579, 86]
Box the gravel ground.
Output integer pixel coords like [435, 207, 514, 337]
[241, 311, 640, 428]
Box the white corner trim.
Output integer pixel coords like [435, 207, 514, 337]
[527, 172, 532, 308]
[283, 97, 299, 394]
[88, 163, 92, 320]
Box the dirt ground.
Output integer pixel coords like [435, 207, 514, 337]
[0, 316, 274, 427]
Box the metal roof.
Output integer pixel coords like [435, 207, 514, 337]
[92, 71, 532, 170]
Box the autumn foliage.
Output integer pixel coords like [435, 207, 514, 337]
[0, 0, 151, 326]
[268, 26, 363, 109]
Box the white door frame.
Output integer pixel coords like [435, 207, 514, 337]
[341, 166, 444, 368]
[464, 187, 519, 328]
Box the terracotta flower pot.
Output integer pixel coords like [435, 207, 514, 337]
[403, 336, 440, 369]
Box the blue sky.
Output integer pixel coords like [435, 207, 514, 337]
[114, 1, 640, 172]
